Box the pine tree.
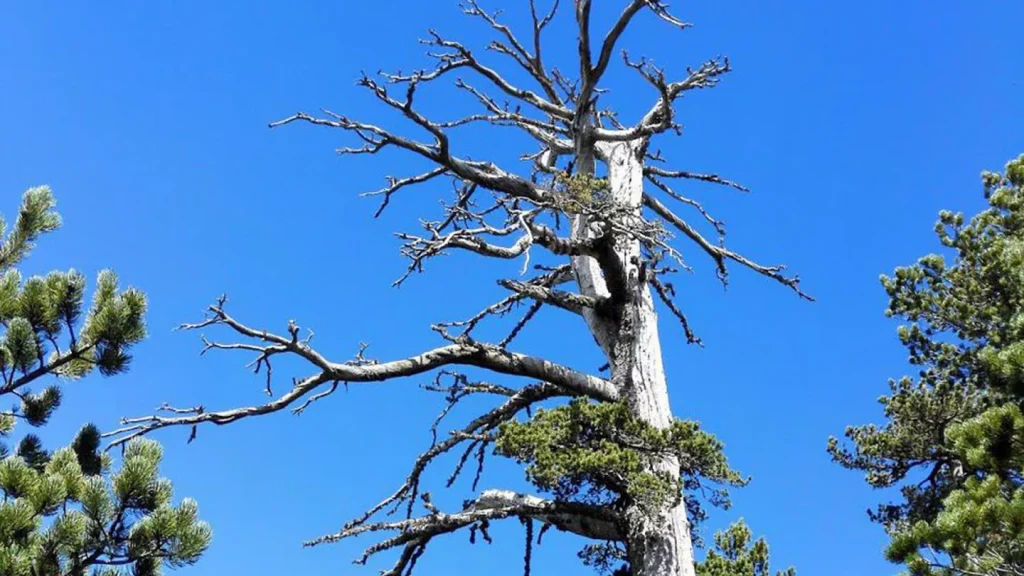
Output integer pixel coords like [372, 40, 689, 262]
[0, 187, 210, 575]
[830, 154, 1024, 575]
[696, 521, 795, 576]
[107, 3, 803, 575]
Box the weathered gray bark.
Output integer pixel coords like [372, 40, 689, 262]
[573, 135, 696, 576]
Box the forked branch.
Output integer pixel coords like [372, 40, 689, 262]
[643, 193, 812, 299]
[310, 489, 621, 576]
[104, 298, 618, 448]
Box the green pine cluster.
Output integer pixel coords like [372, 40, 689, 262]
[830, 154, 1024, 575]
[696, 520, 795, 576]
[0, 186, 146, 463]
[574, 519, 795, 576]
[0, 437, 210, 576]
[496, 397, 790, 574]
[552, 172, 611, 212]
[495, 398, 746, 515]
[0, 187, 210, 575]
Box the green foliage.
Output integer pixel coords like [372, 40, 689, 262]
[553, 172, 611, 212]
[696, 520, 795, 576]
[496, 398, 779, 573]
[0, 188, 147, 458]
[0, 186, 61, 271]
[576, 520, 794, 576]
[71, 424, 103, 477]
[21, 386, 62, 428]
[0, 187, 208, 574]
[0, 437, 211, 576]
[15, 435, 49, 473]
[885, 403, 1024, 575]
[3, 318, 38, 375]
[578, 542, 630, 575]
[496, 398, 747, 516]
[830, 154, 1024, 574]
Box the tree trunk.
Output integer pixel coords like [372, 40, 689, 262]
[573, 135, 696, 576]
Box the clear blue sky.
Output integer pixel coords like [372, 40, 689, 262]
[2, 1, 1022, 574]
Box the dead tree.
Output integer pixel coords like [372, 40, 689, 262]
[107, 2, 809, 575]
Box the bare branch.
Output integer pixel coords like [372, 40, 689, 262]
[395, 222, 532, 286]
[270, 111, 551, 206]
[498, 299, 543, 349]
[578, 0, 691, 115]
[359, 73, 447, 146]
[454, 79, 573, 153]
[645, 174, 726, 237]
[460, 0, 564, 108]
[349, 381, 565, 529]
[646, 165, 749, 193]
[648, 275, 701, 345]
[308, 490, 622, 563]
[551, 67, 579, 102]
[591, 1, 646, 88]
[379, 538, 428, 576]
[103, 296, 619, 449]
[178, 302, 334, 370]
[394, 196, 605, 286]
[422, 30, 572, 120]
[644, 0, 691, 29]
[498, 279, 605, 316]
[643, 192, 813, 300]
[366, 168, 449, 218]
[436, 264, 572, 338]
[595, 56, 731, 141]
[155, 403, 204, 416]
[102, 371, 335, 448]
[530, 0, 562, 99]
[292, 380, 340, 416]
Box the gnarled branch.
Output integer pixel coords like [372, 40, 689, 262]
[308, 489, 622, 564]
[104, 299, 618, 449]
[643, 192, 812, 300]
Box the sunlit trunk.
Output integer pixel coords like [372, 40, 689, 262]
[572, 135, 696, 576]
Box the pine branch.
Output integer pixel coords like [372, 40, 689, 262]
[0, 186, 62, 271]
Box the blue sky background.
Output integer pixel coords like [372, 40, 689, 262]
[2, 1, 1022, 574]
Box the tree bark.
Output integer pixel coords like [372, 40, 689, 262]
[573, 135, 696, 576]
